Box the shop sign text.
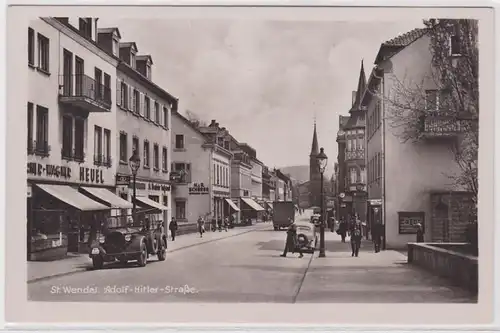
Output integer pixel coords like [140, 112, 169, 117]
[27, 162, 72, 179]
[398, 211, 425, 234]
[189, 183, 209, 195]
[79, 167, 104, 184]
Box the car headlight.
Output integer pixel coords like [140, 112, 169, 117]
[124, 234, 132, 242]
[99, 236, 105, 244]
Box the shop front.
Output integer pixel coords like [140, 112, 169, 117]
[115, 173, 171, 230]
[213, 188, 230, 225]
[27, 161, 121, 261]
[240, 197, 265, 224]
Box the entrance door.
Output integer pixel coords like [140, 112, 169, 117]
[94, 67, 102, 100]
[63, 49, 73, 95]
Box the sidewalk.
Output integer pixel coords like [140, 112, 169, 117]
[296, 231, 477, 303]
[28, 223, 268, 283]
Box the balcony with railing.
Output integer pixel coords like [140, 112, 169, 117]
[28, 140, 51, 157]
[345, 149, 365, 161]
[59, 74, 112, 113]
[420, 115, 467, 140]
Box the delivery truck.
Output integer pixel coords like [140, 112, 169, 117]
[272, 201, 295, 231]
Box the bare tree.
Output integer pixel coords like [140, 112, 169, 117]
[376, 19, 478, 201]
[184, 109, 208, 128]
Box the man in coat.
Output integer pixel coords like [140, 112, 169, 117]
[280, 223, 303, 258]
[169, 217, 178, 241]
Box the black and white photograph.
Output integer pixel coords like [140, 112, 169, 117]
[3, 3, 495, 327]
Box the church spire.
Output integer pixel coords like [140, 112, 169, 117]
[310, 121, 319, 156]
[350, 59, 367, 112]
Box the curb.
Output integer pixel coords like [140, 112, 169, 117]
[28, 225, 265, 284]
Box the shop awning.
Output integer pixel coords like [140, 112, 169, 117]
[80, 187, 133, 209]
[35, 184, 107, 211]
[225, 199, 240, 212]
[265, 201, 274, 210]
[133, 196, 168, 211]
[241, 197, 265, 211]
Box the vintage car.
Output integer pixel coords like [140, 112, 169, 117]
[295, 222, 318, 253]
[89, 218, 167, 270]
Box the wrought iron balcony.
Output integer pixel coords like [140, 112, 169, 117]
[421, 115, 466, 139]
[345, 149, 365, 161]
[61, 147, 85, 162]
[59, 74, 112, 113]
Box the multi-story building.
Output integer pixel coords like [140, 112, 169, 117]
[261, 166, 275, 212]
[198, 120, 235, 224]
[170, 114, 236, 231]
[274, 169, 293, 201]
[336, 61, 368, 224]
[364, 26, 472, 248]
[97, 28, 177, 228]
[230, 140, 265, 223]
[27, 17, 122, 260]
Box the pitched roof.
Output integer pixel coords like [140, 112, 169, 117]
[310, 122, 319, 156]
[136, 54, 153, 65]
[97, 27, 121, 39]
[374, 28, 428, 63]
[119, 42, 138, 52]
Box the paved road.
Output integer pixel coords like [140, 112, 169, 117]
[28, 210, 476, 303]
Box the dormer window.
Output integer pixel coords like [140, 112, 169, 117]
[146, 64, 151, 79]
[130, 52, 136, 69]
[78, 18, 92, 39]
[112, 38, 119, 56]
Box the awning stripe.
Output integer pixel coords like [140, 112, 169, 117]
[80, 187, 133, 209]
[225, 199, 240, 211]
[241, 197, 265, 211]
[35, 184, 108, 211]
[134, 196, 168, 211]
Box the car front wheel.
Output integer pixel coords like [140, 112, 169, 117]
[137, 243, 148, 267]
[92, 256, 103, 270]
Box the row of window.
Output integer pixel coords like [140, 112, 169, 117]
[346, 136, 364, 152]
[119, 132, 167, 172]
[367, 153, 382, 186]
[28, 28, 49, 73]
[213, 162, 230, 187]
[367, 98, 382, 140]
[117, 80, 169, 128]
[347, 167, 366, 185]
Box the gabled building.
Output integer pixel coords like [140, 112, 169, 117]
[364, 25, 475, 248]
[336, 60, 368, 223]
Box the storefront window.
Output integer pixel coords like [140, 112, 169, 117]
[31, 209, 68, 253]
[175, 200, 186, 220]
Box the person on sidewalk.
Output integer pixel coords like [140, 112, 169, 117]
[217, 217, 223, 232]
[169, 217, 178, 241]
[372, 222, 382, 253]
[337, 218, 348, 243]
[280, 224, 303, 258]
[197, 216, 205, 238]
[223, 216, 229, 232]
[416, 223, 425, 243]
[350, 223, 362, 257]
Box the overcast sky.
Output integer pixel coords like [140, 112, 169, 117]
[99, 18, 424, 169]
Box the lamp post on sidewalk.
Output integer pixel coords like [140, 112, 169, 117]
[317, 147, 328, 258]
[129, 149, 141, 224]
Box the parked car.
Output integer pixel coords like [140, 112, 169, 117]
[89, 217, 167, 270]
[295, 221, 318, 253]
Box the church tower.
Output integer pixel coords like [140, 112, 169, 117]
[309, 122, 321, 207]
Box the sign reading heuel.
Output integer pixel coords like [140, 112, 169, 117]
[398, 211, 425, 234]
[189, 183, 209, 195]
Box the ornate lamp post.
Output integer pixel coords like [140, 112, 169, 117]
[129, 149, 141, 224]
[316, 147, 328, 258]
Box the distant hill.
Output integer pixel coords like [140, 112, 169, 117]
[279, 165, 333, 184]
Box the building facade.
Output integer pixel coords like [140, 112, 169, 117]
[364, 27, 470, 248]
[336, 61, 368, 224]
[27, 17, 120, 260]
[97, 28, 176, 229]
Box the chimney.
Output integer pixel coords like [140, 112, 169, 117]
[352, 91, 357, 106]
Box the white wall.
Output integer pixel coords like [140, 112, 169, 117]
[382, 35, 463, 248]
[28, 18, 117, 188]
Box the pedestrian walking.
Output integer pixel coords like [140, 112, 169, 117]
[337, 218, 347, 243]
[197, 216, 205, 238]
[416, 223, 425, 243]
[371, 222, 382, 253]
[217, 217, 223, 232]
[350, 223, 362, 257]
[223, 216, 229, 232]
[169, 217, 178, 241]
[280, 224, 303, 258]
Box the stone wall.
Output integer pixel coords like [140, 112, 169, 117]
[430, 192, 475, 242]
[408, 242, 478, 293]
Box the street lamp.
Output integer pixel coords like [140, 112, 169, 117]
[129, 149, 141, 224]
[316, 147, 328, 258]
